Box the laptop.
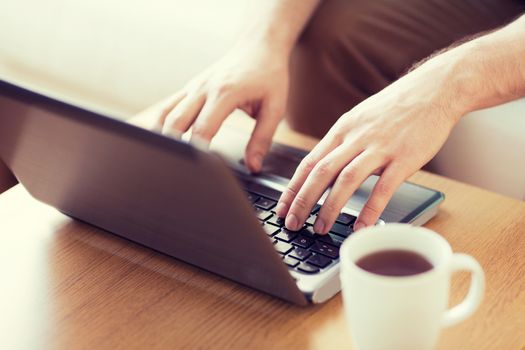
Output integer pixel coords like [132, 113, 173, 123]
[0, 79, 444, 305]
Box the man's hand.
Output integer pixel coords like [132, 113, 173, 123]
[157, 0, 320, 173]
[276, 13, 525, 233]
[158, 43, 289, 172]
[275, 48, 471, 233]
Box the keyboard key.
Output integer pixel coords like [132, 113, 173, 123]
[316, 233, 344, 247]
[298, 226, 316, 236]
[242, 181, 282, 201]
[311, 204, 321, 214]
[292, 235, 315, 249]
[254, 197, 277, 210]
[336, 213, 356, 226]
[297, 263, 320, 274]
[305, 215, 317, 226]
[306, 253, 332, 268]
[263, 224, 280, 236]
[246, 192, 260, 203]
[266, 215, 285, 227]
[283, 256, 300, 268]
[330, 222, 353, 238]
[274, 229, 299, 243]
[274, 241, 293, 254]
[310, 241, 339, 259]
[288, 247, 311, 261]
[254, 208, 272, 221]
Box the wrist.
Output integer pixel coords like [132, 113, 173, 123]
[420, 40, 506, 123]
[231, 0, 321, 62]
[444, 16, 525, 115]
[440, 44, 484, 118]
[408, 46, 479, 125]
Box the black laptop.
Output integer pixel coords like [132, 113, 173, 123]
[0, 79, 444, 305]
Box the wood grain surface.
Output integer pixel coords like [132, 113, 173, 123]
[0, 110, 524, 350]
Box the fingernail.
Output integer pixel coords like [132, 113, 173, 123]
[354, 221, 366, 231]
[285, 213, 299, 231]
[276, 202, 287, 217]
[313, 217, 325, 234]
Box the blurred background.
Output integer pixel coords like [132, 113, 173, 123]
[0, 0, 251, 117]
[1, 0, 523, 199]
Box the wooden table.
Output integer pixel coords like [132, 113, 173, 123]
[1, 111, 524, 350]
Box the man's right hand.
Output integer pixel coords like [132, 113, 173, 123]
[158, 43, 289, 173]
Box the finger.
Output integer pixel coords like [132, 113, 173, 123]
[162, 93, 206, 137]
[284, 143, 363, 231]
[315, 151, 386, 234]
[353, 162, 408, 231]
[244, 101, 282, 173]
[275, 128, 345, 218]
[189, 94, 237, 143]
[154, 91, 187, 131]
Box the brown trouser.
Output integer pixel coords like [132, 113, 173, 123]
[287, 0, 524, 138]
[0, 160, 16, 194]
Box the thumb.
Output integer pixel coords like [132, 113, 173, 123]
[245, 101, 283, 173]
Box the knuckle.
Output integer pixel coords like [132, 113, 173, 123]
[395, 143, 414, 160]
[293, 194, 310, 211]
[320, 200, 338, 216]
[313, 160, 333, 177]
[332, 131, 345, 144]
[330, 127, 347, 143]
[282, 187, 298, 203]
[375, 180, 393, 198]
[299, 156, 317, 174]
[339, 166, 357, 184]
[371, 148, 392, 162]
[216, 82, 236, 98]
[284, 187, 298, 198]
[392, 159, 410, 172]
[192, 124, 212, 140]
[362, 202, 381, 217]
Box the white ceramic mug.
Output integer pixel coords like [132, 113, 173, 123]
[340, 224, 485, 350]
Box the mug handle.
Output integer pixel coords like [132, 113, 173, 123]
[441, 253, 485, 328]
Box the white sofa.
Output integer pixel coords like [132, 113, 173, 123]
[1, 0, 524, 199]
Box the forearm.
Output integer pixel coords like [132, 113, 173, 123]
[237, 0, 321, 57]
[447, 15, 525, 114]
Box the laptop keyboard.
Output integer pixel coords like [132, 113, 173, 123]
[241, 179, 356, 275]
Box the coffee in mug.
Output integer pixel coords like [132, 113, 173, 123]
[356, 249, 433, 276]
[340, 224, 485, 350]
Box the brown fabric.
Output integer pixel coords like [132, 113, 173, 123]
[287, 0, 524, 138]
[0, 159, 16, 194]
